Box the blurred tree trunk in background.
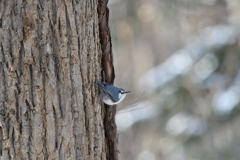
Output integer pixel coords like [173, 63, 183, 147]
[0, 0, 110, 159]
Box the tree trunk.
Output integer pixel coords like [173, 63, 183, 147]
[0, 0, 116, 159]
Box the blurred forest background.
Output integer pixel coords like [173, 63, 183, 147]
[108, 0, 240, 160]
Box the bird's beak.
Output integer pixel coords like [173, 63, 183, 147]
[125, 91, 131, 94]
[96, 80, 105, 88]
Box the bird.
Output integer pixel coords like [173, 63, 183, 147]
[96, 80, 131, 105]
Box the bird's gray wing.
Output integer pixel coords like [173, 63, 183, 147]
[104, 85, 120, 102]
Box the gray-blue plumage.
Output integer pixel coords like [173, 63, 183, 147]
[97, 80, 130, 105]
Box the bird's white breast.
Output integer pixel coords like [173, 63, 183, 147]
[102, 93, 126, 105]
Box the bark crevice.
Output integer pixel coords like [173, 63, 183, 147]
[0, 126, 2, 156]
[42, 70, 48, 160]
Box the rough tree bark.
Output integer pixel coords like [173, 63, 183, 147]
[98, 1, 117, 160]
[0, 0, 117, 160]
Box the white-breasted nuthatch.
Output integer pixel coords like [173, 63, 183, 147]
[97, 80, 130, 105]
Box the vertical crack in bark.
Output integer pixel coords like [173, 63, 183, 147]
[12, 127, 15, 156]
[53, 31, 62, 160]
[50, 1, 63, 158]
[19, 41, 23, 76]
[8, 150, 10, 160]
[54, 28, 63, 121]
[14, 90, 19, 124]
[52, 105, 58, 149]
[25, 99, 31, 160]
[0, 43, 6, 116]
[42, 71, 48, 160]
[29, 65, 34, 108]
[0, 126, 2, 156]
[29, 64, 34, 159]
[51, 0, 62, 117]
